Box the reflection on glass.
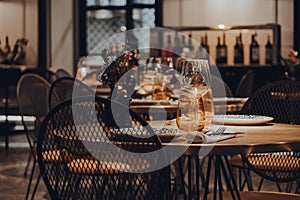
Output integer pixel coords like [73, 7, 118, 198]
[86, 0, 126, 6]
[133, 8, 155, 28]
[133, 0, 155, 4]
[87, 10, 126, 52]
[176, 59, 214, 132]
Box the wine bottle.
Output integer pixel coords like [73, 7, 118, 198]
[198, 36, 205, 59]
[3, 36, 11, 56]
[216, 34, 227, 64]
[250, 33, 260, 64]
[181, 35, 191, 58]
[204, 32, 209, 54]
[265, 35, 273, 65]
[0, 39, 4, 63]
[234, 33, 244, 64]
[222, 33, 227, 64]
[173, 32, 181, 57]
[188, 33, 194, 56]
[216, 36, 222, 64]
[162, 34, 174, 58]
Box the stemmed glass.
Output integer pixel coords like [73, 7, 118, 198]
[176, 59, 214, 132]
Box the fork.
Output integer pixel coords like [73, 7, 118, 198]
[205, 126, 227, 136]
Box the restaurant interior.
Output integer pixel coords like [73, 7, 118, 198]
[0, 0, 300, 199]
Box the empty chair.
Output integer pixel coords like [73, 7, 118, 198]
[211, 75, 233, 97]
[37, 96, 170, 199]
[0, 67, 22, 149]
[55, 68, 72, 79]
[22, 68, 56, 83]
[17, 73, 51, 200]
[233, 80, 300, 192]
[49, 77, 94, 110]
[235, 70, 254, 97]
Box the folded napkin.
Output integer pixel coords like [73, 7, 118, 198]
[204, 125, 238, 143]
[154, 123, 239, 144]
[154, 128, 206, 143]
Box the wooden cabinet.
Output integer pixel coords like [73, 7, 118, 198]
[216, 65, 286, 95]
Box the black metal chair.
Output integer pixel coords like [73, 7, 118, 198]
[16, 73, 51, 200]
[55, 68, 72, 79]
[37, 96, 170, 200]
[48, 77, 94, 110]
[235, 70, 255, 97]
[211, 75, 233, 97]
[21, 68, 56, 83]
[0, 67, 22, 149]
[232, 80, 300, 192]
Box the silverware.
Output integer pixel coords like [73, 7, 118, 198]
[205, 126, 227, 136]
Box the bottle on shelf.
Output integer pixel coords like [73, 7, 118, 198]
[0, 39, 3, 63]
[181, 35, 191, 58]
[234, 33, 244, 64]
[162, 34, 174, 58]
[222, 32, 227, 64]
[197, 34, 210, 62]
[265, 34, 273, 65]
[216, 36, 222, 64]
[204, 32, 209, 55]
[216, 33, 227, 64]
[187, 33, 194, 57]
[250, 33, 260, 64]
[173, 32, 181, 57]
[3, 36, 11, 57]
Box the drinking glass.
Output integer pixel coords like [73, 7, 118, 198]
[176, 59, 214, 132]
[147, 57, 174, 100]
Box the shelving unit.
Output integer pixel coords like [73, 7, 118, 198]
[79, 0, 162, 55]
[165, 24, 281, 65]
[159, 24, 285, 95]
[163, 23, 281, 66]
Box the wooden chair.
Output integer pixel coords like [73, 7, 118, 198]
[37, 96, 170, 199]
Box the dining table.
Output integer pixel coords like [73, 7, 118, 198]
[129, 97, 248, 121]
[149, 119, 300, 200]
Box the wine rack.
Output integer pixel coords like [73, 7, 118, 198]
[162, 23, 281, 67]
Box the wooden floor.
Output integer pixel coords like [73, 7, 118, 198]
[0, 134, 298, 200]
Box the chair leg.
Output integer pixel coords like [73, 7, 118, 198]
[25, 160, 37, 200]
[24, 152, 33, 177]
[30, 173, 41, 200]
[276, 181, 282, 192]
[5, 133, 9, 150]
[286, 181, 293, 193]
[296, 179, 300, 194]
[257, 177, 264, 191]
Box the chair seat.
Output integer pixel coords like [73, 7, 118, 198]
[247, 153, 300, 172]
[230, 154, 244, 168]
[42, 150, 64, 162]
[230, 154, 300, 171]
[67, 158, 151, 174]
[207, 191, 300, 200]
[67, 158, 132, 174]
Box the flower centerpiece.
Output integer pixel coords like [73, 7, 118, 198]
[286, 49, 300, 80]
[97, 40, 140, 97]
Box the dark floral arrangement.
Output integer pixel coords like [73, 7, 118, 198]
[286, 49, 300, 80]
[97, 41, 140, 91]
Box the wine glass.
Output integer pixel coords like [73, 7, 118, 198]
[176, 59, 214, 132]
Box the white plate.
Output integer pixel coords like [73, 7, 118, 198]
[213, 97, 248, 104]
[213, 114, 274, 125]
